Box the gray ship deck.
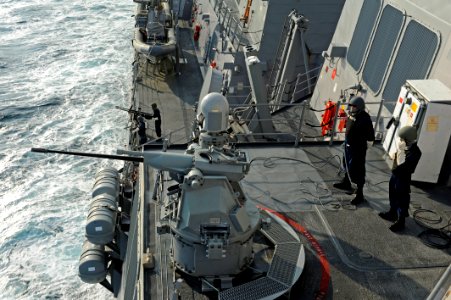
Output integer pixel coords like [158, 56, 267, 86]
[129, 1, 451, 299]
[137, 141, 451, 299]
[242, 145, 451, 299]
[134, 25, 202, 144]
[138, 144, 451, 299]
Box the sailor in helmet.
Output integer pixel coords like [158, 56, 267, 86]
[379, 126, 422, 232]
[134, 116, 148, 145]
[333, 96, 375, 205]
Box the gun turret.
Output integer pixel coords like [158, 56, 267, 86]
[115, 105, 153, 119]
[117, 149, 193, 174]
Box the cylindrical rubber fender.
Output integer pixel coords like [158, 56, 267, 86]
[95, 167, 119, 180]
[86, 194, 118, 245]
[78, 240, 106, 284]
[92, 168, 119, 198]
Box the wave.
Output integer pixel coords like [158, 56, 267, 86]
[0, 98, 63, 122]
[0, 0, 134, 298]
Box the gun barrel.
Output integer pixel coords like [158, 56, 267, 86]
[31, 148, 144, 162]
[115, 106, 153, 119]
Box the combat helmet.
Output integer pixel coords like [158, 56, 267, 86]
[348, 96, 365, 111]
[397, 126, 417, 142]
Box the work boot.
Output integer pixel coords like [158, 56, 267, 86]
[333, 176, 352, 191]
[389, 216, 405, 232]
[379, 210, 398, 222]
[350, 186, 365, 205]
[350, 193, 365, 205]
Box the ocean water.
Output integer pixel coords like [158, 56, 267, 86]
[0, 0, 134, 298]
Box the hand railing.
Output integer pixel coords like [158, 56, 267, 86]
[230, 98, 387, 146]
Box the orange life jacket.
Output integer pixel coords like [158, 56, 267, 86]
[321, 100, 337, 136]
[338, 108, 347, 132]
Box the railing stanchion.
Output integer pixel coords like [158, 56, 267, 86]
[374, 98, 384, 135]
[295, 99, 308, 147]
[290, 73, 302, 103]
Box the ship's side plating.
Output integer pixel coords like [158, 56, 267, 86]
[307, 0, 451, 184]
[310, 0, 451, 122]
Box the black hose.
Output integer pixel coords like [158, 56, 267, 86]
[413, 209, 451, 249]
[418, 229, 451, 249]
[413, 209, 442, 227]
[309, 104, 337, 112]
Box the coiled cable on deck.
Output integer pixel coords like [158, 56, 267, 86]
[413, 209, 451, 249]
[248, 156, 359, 211]
[249, 155, 341, 171]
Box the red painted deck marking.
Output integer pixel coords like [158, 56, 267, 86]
[259, 206, 330, 299]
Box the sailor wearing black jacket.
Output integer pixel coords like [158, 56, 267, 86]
[150, 103, 162, 138]
[333, 96, 375, 205]
[133, 116, 148, 145]
[379, 126, 421, 232]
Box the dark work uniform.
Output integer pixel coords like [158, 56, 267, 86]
[152, 108, 161, 137]
[389, 143, 421, 217]
[137, 119, 147, 144]
[344, 110, 375, 187]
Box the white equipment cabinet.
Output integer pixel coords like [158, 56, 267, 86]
[383, 79, 451, 184]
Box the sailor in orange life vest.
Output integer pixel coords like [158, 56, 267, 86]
[333, 96, 375, 205]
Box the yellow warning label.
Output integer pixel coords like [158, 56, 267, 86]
[411, 102, 418, 112]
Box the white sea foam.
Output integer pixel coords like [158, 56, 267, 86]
[0, 0, 134, 298]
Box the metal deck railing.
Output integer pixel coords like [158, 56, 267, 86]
[229, 99, 388, 147]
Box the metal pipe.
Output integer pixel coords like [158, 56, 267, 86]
[299, 29, 311, 94]
[291, 73, 302, 103]
[226, 11, 233, 36]
[374, 98, 384, 133]
[152, 171, 161, 200]
[426, 263, 451, 300]
[231, 21, 239, 45]
[295, 101, 307, 147]
[203, 35, 211, 63]
[272, 10, 297, 99]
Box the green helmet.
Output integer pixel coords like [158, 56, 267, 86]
[349, 96, 365, 111]
[397, 126, 417, 142]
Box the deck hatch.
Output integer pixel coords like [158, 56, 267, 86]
[261, 216, 299, 244]
[267, 243, 301, 285]
[218, 277, 288, 300]
[347, 0, 381, 71]
[382, 20, 439, 101]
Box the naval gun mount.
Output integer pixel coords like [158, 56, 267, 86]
[31, 92, 305, 299]
[121, 93, 306, 297]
